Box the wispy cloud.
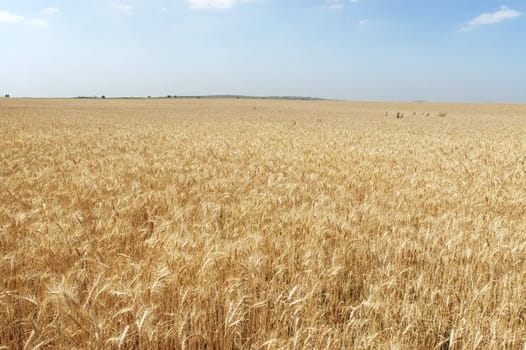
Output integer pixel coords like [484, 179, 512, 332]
[0, 10, 24, 23]
[322, 0, 361, 10]
[461, 6, 522, 31]
[323, 0, 344, 10]
[26, 18, 47, 26]
[188, 0, 254, 10]
[106, 3, 134, 14]
[43, 8, 61, 15]
[0, 9, 48, 26]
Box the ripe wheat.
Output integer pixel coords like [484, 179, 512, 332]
[1, 98, 525, 349]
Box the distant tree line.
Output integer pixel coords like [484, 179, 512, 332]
[72, 94, 179, 99]
[76, 96, 103, 99]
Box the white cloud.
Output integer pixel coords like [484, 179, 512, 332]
[0, 10, 24, 23]
[43, 7, 61, 15]
[106, 3, 134, 14]
[188, 0, 254, 10]
[461, 6, 522, 31]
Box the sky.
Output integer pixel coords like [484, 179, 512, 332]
[0, 0, 525, 102]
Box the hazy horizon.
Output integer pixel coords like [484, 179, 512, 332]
[1, 0, 525, 103]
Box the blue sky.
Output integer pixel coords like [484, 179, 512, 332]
[0, 0, 525, 102]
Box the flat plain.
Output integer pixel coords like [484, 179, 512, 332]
[1, 98, 525, 349]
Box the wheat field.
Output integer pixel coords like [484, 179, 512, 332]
[1, 98, 525, 349]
